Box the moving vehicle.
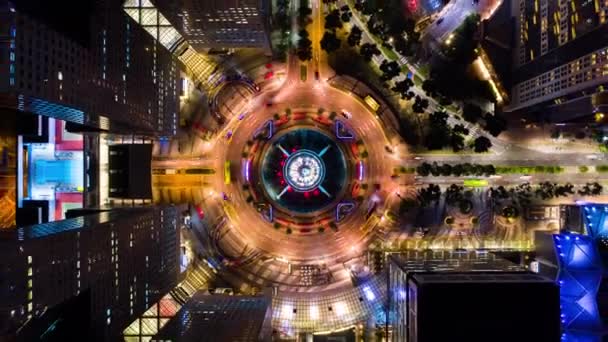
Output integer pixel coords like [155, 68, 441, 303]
[195, 205, 205, 219]
[224, 161, 231, 184]
[341, 109, 352, 119]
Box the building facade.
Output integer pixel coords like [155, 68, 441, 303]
[149, 0, 272, 51]
[387, 250, 530, 342]
[0, 0, 180, 136]
[507, 0, 608, 120]
[0, 206, 180, 341]
[153, 291, 273, 342]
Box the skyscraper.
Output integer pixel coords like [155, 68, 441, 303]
[152, 291, 273, 342]
[0, 0, 181, 136]
[0, 206, 181, 341]
[0, 0, 183, 228]
[387, 250, 559, 342]
[145, 0, 272, 51]
[506, 0, 608, 121]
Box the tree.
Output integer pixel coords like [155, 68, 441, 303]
[392, 36, 416, 57]
[379, 60, 400, 81]
[445, 184, 464, 205]
[324, 9, 343, 30]
[412, 95, 430, 113]
[297, 29, 313, 61]
[422, 79, 439, 98]
[462, 103, 482, 123]
[347, 26, 363, 47]
[320, 31, 341, 53]
[484, 113, 507, 137]
[340, 11, 351, 23]
[483, 164, 496, 175]
[440, 164, 453, 176]
[450, 131, 465, 152]
[473, 136, 492, 152]
[452, 124, 469, 136]
[424, 111, 451, 150]
[417, 162, 432, 176]
[298, 6, 312, 26]
[391, 78, 414, 99]
[360, 43, 381, 62]
[417, 184, 441, 206]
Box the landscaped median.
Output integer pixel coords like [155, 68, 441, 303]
[415, 162, 567, 177]
[495, 165, 564, 174]
[596, 165, 608, 172]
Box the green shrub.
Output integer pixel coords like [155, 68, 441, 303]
[579, 166, 589, 173]
[597, 165, 608, 172]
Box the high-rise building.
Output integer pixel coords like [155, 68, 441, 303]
[0, 206, 181, 341]
[506, 0, 608, 121]
[387, 250, 559, 342]
[146, 0, 272, 51]
[0, 0, 180, 136]
[152, 291, 273, 342]
[0, 0, 184, 228]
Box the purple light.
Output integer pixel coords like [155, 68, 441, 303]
[245, 159, 250, 182]
[398, 289, 406, 299]
[358, 161, 364, 181]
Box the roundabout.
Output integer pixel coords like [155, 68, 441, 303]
[260, 128, 348, 215]
[159, 6, 407, 334]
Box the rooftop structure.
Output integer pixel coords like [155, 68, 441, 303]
[153, 291, 272, 341]
[149, 0, 272, 51]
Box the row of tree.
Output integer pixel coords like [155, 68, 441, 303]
[400, 181, 604, 217]
[490, 182, 603, 206]
[416, 162, 496, 177]
[296, 1, 313, 61]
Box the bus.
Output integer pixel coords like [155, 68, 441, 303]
[464, 179, 488, 187]
[224, 161, 231, 185]
[364, 95, 380, 112]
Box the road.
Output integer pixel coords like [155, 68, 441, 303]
[147, 0, 608, 335]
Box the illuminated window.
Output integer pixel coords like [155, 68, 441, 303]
[335, 302, 347, 316]
[309, 305, 319, 320]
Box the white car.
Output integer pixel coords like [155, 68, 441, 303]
[341, 110, 352, 119]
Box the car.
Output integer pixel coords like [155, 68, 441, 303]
[314, 71, 320, 81]
[238, 112, 246, 120]
[195, 205, 205, 219]
[436, 18, 444, 25]
[226, 130, 233, 141]
[266, 102, 273, 107]
[341, 110, 352, 119]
